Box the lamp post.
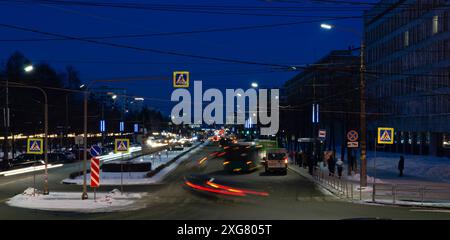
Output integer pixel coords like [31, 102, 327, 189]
[79, 76, 168, 199]
[321, 23, 368, 187]
[3, 81, 49, 194]
[3, 64, 34, 171]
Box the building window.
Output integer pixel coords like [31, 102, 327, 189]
[432, 15, 439, 35]
[404, 30, 409, 47]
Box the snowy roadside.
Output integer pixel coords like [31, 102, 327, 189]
[7, 188, 145, 213]
[331, 149, 450, 183]
[289, 161, 450, 209]
[62, 141, 207, 186]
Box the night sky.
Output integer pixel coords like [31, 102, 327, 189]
[0, 0, 375, 115]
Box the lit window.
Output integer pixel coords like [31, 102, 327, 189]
[404, 30, 409, 47]
[432, 15, 439, 34]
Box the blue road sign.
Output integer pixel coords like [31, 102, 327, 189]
[115, 139, 129, 153]
[27, 138, 43, 155]
[90, 145, 102, 157]
[134, 123, 139, 133]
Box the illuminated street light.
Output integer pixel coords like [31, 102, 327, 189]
[320, 23, 334, 30]
[24, 64, 34, 73]
[134, 97, 144, 101]
[111, 94, 117, 100]
[251, 82, 258, 88]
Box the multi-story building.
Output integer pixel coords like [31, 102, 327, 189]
[364, 0, 450, 156]
[282, 50, 360, 152]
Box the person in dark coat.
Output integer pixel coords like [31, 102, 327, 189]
[398, 155, 405, 177]
[328, 154, 336, 176]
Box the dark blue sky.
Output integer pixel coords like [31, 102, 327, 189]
[0, 0, 376, 115]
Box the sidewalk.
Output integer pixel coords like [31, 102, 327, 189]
[288, 158, 450, 208]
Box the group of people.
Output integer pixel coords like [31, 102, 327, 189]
[291, 150, 406, 178]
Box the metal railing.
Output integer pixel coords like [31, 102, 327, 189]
[312, 166, 450, 205]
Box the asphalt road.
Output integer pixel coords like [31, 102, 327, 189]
[1, 144, 450, 219]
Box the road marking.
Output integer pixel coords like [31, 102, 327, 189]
[410, 209, 450, 213]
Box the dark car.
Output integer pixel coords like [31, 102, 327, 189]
[9, 154, 45, 169]
[48, 152, 73, 163]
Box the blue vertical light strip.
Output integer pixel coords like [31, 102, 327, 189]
[316, 103, 319, 123]
[119, 121, 124, 132]
[134, 123, 139, 133]
[100, 120, 105, 132]
[312, 104, 315, 123]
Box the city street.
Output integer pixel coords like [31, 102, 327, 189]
[1, 144, 450, 220]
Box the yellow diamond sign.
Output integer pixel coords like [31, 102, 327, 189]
[377, 127, 394, 144]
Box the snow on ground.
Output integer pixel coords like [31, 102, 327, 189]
[62, 142, 206, 185]
[7, 188, 145, 213]
[329, 148, 450, 184]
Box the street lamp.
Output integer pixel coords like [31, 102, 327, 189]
[251, 82, 258, 88]
[79, 76, 168, 199]
[3, 81, 50, 195]
[320, 23, 368, 187]
[320, 23, 334, 30]
[24, 64, 34, 73]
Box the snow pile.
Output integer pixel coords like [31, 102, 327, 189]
[344, 173, 384, 184]
[7, 188, 145, 213]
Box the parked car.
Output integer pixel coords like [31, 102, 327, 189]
[48, 152, 74, 163]
[8, 154, 45, 170]
[53, 151, 76, 162]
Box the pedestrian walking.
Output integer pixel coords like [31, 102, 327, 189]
[336, 159, 343, 178]
[398, 155, 405, 177]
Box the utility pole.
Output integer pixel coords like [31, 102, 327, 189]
[81, 91, 88, 200]
[3, 75, 10, 167]
[359, 40, 367, 187]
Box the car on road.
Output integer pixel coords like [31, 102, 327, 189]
[223, 143, 260, 173]
[263, 148, 288, 175]
[7, 154, 45, 170]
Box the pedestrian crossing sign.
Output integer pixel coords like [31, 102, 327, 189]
[173, 71, 189, 88]
[27, 138, 43, 154]
[115, 138, 130, 153]
[377, 127, 394, 144]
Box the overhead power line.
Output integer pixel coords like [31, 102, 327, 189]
[0, 22, 293, 68]
[0, 16, 360, 42]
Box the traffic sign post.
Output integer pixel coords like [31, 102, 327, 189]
[90, 157, 100, 200]
[173, 71, 189, 88]
[115, 139, 129, 194]
[90, 145, 102, 157]
[347, 130, 359, 148]
[115, 139, 130, 153]
[318, 129, 326, 140]
[27, 138, 43, 155]
[377, 127, 394, 144]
